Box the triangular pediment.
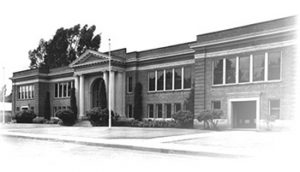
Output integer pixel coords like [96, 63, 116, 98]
[69, 50, 109, 68]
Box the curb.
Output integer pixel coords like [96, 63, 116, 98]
[1, 131, 247, 159]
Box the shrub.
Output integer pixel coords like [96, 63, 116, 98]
[196, 110, 223, 130]
[14, 110, 36, 123]
[47, 117, 61, 124]
[56, 109, 76, 126]
[172, 111, 194, 128]
[86, 107, 117, 126]
[32, 116, 47, 124]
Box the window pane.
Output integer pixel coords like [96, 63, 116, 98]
[270, 99, 280, 119]
[128, 76, 133, 93]
[165, 104, 172, 118]
[148, 104, 154, 118]
[239, 56, 250, 83]
[175, 103, 181, 112]
[213, 59, 223, 85]
[184, 67, 191, 88]
[268, 51, 281, 80]
[55, 83, 58, 97]
[59, 83, 63, 97]
[63, 83, 67, 97]
[156, 104, 162, 118]
[226, 58, 236, 84]
[253, 54, 265, 81]
[157, 70, 164, 91]
[165, 69, 173, 90]
[212, 101, 221, 109]
[127, 104, 132, 118]
[32, 85, 34, 98]
[148, 72, 155, 91]
[24, 86, 28, 99]
[18, 87, 21, 99]
[68, 82, 72, 96]
[174, 68, 182, 89]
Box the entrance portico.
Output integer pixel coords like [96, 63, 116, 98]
[69, 50, 126, 119]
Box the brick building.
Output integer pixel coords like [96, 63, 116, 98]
[11, 16, 297, 129]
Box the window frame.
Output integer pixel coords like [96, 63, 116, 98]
[269, 99, 280, 120]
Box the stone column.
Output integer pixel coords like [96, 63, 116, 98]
[116, 72, 124, 116]
[79, 74, 85, 118]
[74, 75, 79, 115]
[109, 71, 115, 111]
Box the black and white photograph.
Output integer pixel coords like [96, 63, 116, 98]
[0, 0, 299, 171]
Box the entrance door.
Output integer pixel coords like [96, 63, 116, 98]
[232, 101, 256, 128]
[91, 78, 107, 108]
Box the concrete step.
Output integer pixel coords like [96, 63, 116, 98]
[74, 120, 92, 127]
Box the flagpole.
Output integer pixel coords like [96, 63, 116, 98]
[2, 67, 5, 124]
[108, 38, 112, 128]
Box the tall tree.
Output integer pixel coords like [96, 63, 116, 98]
[44, 91, 51, 120]
[134, 82, 143, 121]
[99, 79, 107, 109]
[70, 88, 78, 120]
[29, 24, 101, 69]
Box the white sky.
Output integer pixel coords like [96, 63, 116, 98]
[0, 0, 298, 94]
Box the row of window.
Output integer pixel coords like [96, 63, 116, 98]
[18, 85, 34, 100]
[213, 51, 281, 85]
[148, 66, 192, 92]
[147, 103, 182, 118]
[54, 81, 74, 98]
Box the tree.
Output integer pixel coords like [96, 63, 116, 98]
[134, 82, 143, 121]
[70, 88, 78, 120]
[29, 24, 101, 69]
[184, 83, 194, 114]
[99, 79, 107, 109]
[44, 91, 51, 120]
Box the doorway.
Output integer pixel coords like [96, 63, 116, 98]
[232, 101, 256, 128]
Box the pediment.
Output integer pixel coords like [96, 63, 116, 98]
[69, 50, 109, 68]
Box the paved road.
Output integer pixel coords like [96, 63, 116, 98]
[0, 136, 296, 172]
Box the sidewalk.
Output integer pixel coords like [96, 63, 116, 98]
[0, 123, 295, 158]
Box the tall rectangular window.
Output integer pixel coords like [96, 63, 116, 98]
[239, 56, 250, 83]
[165, 69, 173, 90]
[270, 99, 280, 119]
[174, 68, 182, 89]
[165, 104, 172, 118]
[148, 104, 154, 118]
[213, 59, 223, 85]
[226, 58, 236, 84]
[127, 76, 133, 93]
[268, 51, 281, 80]
[55, 83, 58, 97]
[67, 81, 72, 96]
[127, 104, 133, 118]
[253, 53, 265, 81]
[59, 83, 63, 97]
[63, 83, 67, 97]
[157, 70, 164, 91]
[148, 71, 155, 91]
[184, 67, 192, 89]
[156, 104, 163, 118]
[174, 103, 181, 112]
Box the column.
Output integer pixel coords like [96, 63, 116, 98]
[103, 71, 108, 102]
[109, 71, 115, 111]
[74, 75, 79, 111]
[79, 75, 85, 118]
[116, 72, 125, 116]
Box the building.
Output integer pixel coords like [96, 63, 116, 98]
[11, 16, 297, 129]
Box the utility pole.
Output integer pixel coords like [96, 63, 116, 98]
[108, 38, 112, 128]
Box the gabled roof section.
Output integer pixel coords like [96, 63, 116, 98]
[69, 50, 110, 68]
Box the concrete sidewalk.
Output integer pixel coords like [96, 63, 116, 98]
[0, 124, 295, 158]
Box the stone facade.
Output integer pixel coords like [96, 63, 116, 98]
[11, 16, 297, 129]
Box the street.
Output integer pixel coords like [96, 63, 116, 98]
[0, 136, 297, 172]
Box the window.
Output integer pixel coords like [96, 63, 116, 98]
[174, 103, 181, 112]
[127, 76, 133, 93]
[157, 70, 164, 91]
[269, 99, 280, 119]
[226, 58, 236, 84]
[55, 81, 74, 98]
[239, 56, 250, 83]
[148, 104, 154, 118]
[174, 68, 182, 89]
[165, 104, 172, 118]
[268, 51, 281, 80]
[184, 67, 192, 89]
[212, 101, 221, 110]
[253, 53, 265, 81]
[213, 59, 223, 85]
[156, 104, 163, 118]
[148, 71, 155, 91]
[18, 85, 34, 100]
[165, 69, 173, 90]
[127, 104, 133, 118]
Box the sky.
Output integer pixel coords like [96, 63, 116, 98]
[0, 0, 298, 94]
